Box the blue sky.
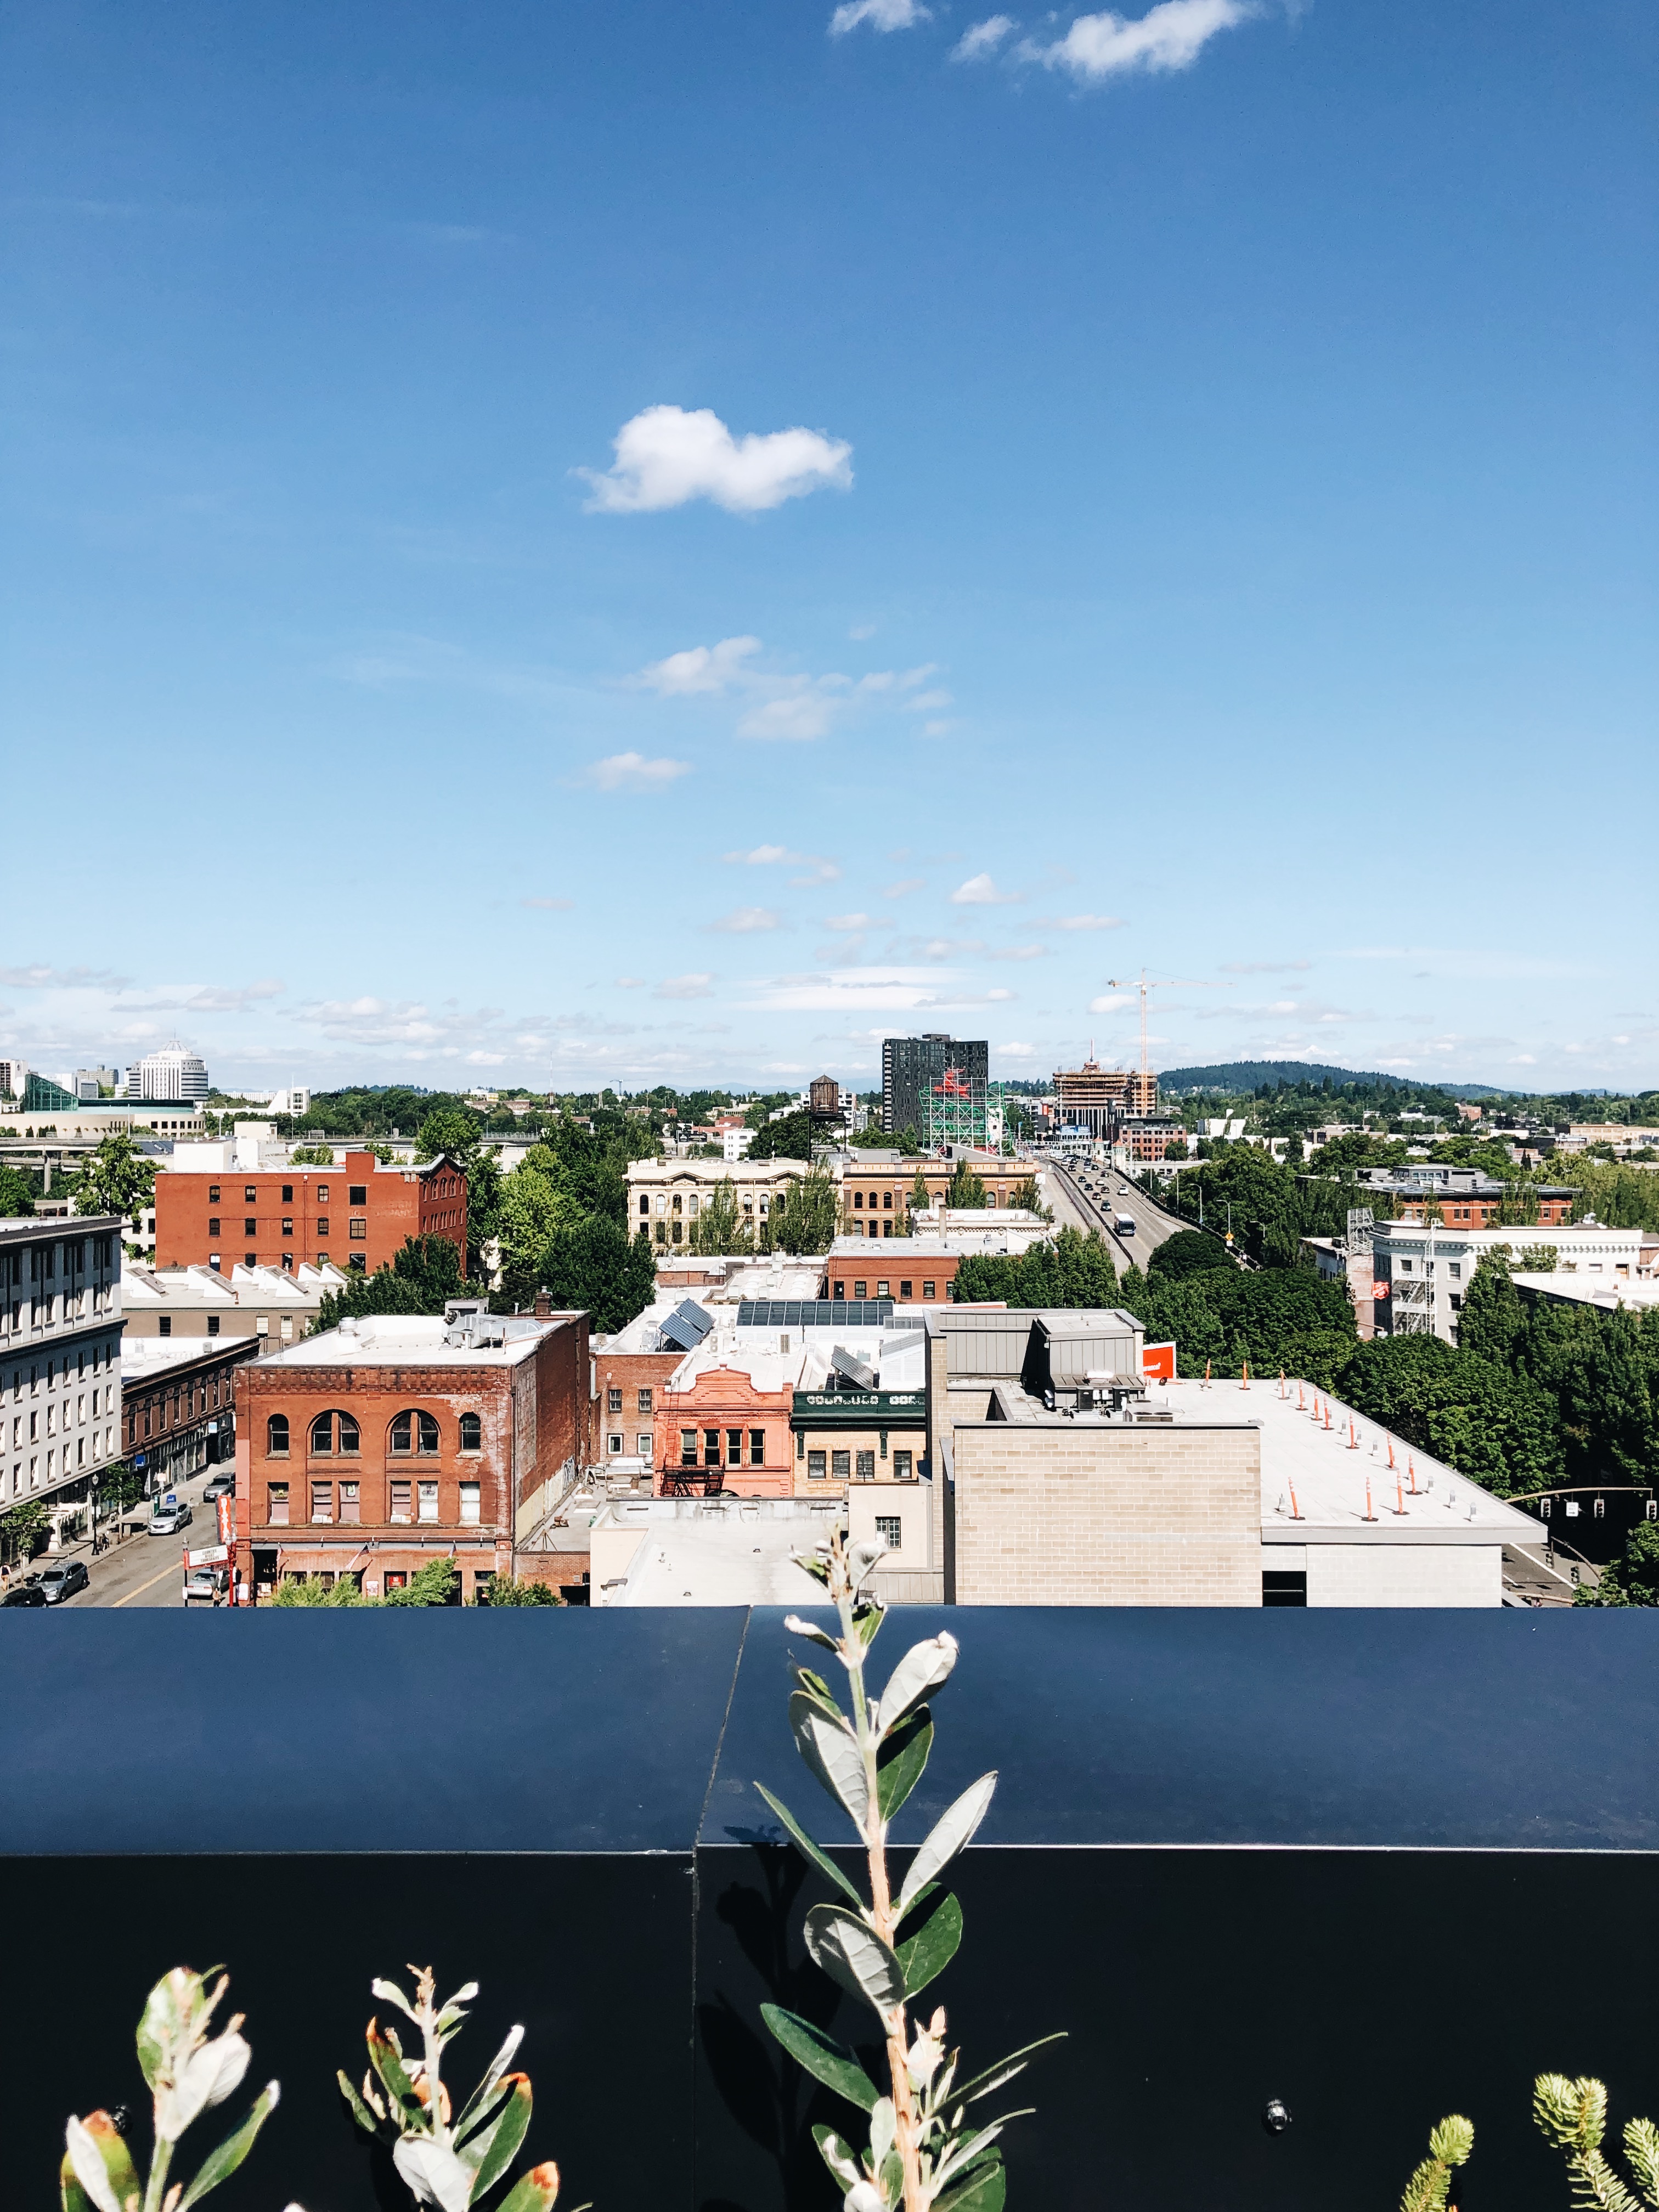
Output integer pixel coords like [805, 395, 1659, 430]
[2, 0, 1654, 1097]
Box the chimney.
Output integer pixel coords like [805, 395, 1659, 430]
[533, 1289, 552, 1320]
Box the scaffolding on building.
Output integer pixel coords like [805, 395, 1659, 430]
[924, 1066, 1006, 1152]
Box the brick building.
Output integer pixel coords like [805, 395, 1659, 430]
[652, 1361, 795, 1498]
[234, 1304, 590, 1601]
[593, 1340, 683, 1469]
[822, 1246, 966, 1303]
[839, 1152, 1022, 1232]
[122, 1332, 262, 1492]
[155, 1150, 467, 1278]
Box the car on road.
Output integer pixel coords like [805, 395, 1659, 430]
[148, 1501, 193, 1536]
[184, 1567, 227, 1606]
[201, 1474, 234, 1502]
[1, 1582, 48, 1606]
[37, 1560, 90, 1604]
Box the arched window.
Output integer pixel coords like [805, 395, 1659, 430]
[390, 1411, 441, 1456]
[311, 1413, 334, 1455]
[338, 1413, 360, 1455]
[309, 1410, 361, 1455]
[459, 1412, 481, 1452]
[267, 1414, 290, 1457]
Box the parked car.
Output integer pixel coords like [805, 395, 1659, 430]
[148, 1502, 193, 1536]
[1, 1582, 48, 1607]
[201, 1474, 234, 1502]
[37, 1560, 89, 1604]
[183, 1567, 227, 1606]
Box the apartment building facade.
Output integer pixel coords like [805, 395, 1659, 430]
[0, 1215, 125, 1513]
[627, 1156, 811, 1249]
[122, 1332, 262, 1491]
[156, 1149, 466, 1277]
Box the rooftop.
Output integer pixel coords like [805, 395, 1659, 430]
[259, 1310, 574, 1367]
[122, 1332, 259, 1379]
[591, 1494, 842, 1606]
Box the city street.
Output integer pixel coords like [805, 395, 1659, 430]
[1043, 1155, 1183, 1271]
[48, 1462, 229, 1610]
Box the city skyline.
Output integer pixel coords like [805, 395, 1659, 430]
[3, 0, 1653, 1093]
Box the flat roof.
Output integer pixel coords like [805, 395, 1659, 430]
[261, 1312, 574, 1367]
[594, 1496, 840, 1606]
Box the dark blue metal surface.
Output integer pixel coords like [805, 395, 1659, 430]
[709, 1606, 1659, 1852]
[0, 1609, 749, 1854]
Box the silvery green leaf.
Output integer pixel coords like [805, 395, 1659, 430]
[794, 1703, 871, 1831]
[933, 2157, 1007, 2212]
[845, 2185, 884, 2212]
[338, 2069, 385, 2138]
[930, 2121, 1007, 2196]
[896, 1773, 996, 1916]
[954, 2034, 1066, 2106]
[156, 2029, 253, 2140]
[761, 2004, 881, 2112]
[785, 1613, 840, 1652]
[870, 2097, 896, 2171]
[812, 2125, 864, 2192]
[455, 2024, 526, 2129]
[394, 2134, 475, 2212]
[804, 1904, 907, 2017]
[873, 1634, 958, 1738]
[176, 2081, 281, 2211]
[754, 1782, 865, 1906]
[65, 2118, 123, 2212]
[371, 1978, 421, 2023]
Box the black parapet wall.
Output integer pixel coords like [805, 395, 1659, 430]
[5, 1609, 1659, 2212]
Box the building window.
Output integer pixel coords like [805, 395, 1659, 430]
[893, 1449, 913, 1481]
[311, 1481, 333, 1523]
[608, 1433, 623, 1455]
[808, 1450, 827, 1480]
[875, 1515, 902, 1550]
[459, 1481, 480, 1526]
[854, 1192, 864, 1209]
[349, 1185, 367, 1206]
[340, 1479, 360, 1524]
[608, 1387, 623, 1413]
[832, 1280, 845, 1300]
[311, 1412, 334, 1454]
[245, 1187, 258, 1204]
[459, 1412, 481, 1451]
[267, 1482, 289, 1525]
[637, 1387, 653, 1413]
[877, 1281, 890, 1299]
[207, 1315, 221, 1338]
[680, 1428, 697, 1466]
[638, 1432, 653, 1456]
[349, 1254, 366, 1272]
[267, 1415, 290, 1456]
[317, 1186, 330, 1204]
[207, 1218, 220, 1238]
[243, 1218, 257, 1237]
[349, 1218, 367, 1240]
[282, 1219, 294, 1239]
[640, 1195, 650, 1216]
[158, 1315, 172, 1338]
[704, 1427, 722, 1468]
[383, 1570, 408, 1592]
[832, 1449, 850, 1482]
[854, 1280, 867, 1299]
[418, 1480, 438, 1523]
[390, 1411, 439, 1454]
[389, 1481, 412, 1523]
[883, 1192, 893, 1210]
[208, 1185, 221, 1204]
[749, 1427, 765, 1466]
[900, 1281, 913, 1300]
[856, 1450, 876, 1480]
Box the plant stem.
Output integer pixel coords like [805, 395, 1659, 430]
[142, 2136, 173, 2212]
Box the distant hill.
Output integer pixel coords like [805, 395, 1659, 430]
[1158, 1059, 1512, 1099]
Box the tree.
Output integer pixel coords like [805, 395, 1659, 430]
[2, 1499, 49, 1564]
[748, 1108, 816, 1161]
[1577, 1521, 1659, 1606]
[537, 1217, 657, 1333]
[1457, 1251, 1525, 1368]
[314, 1235, 471, 1330]
[1336, 1333, 1561, 1497]
[0, 1164, 34, 1218]
[384, 1556, 460, 1606]
[484, 1575, 562, 1606]
[689, 1176, 753, 1255]
[289, 1142, 335, 1166]
[72, 1130, 155, 1229]
[1163, 1137, 1189, 1161]
[769, 1167, 840, 1255]
[272, 1572, 366, 1607]
[947, 1159, 989, 1209]
[953, 1225, 1121, 1308]
[1148, 1229, 1233, 1282]
[495, 1164, 571, 1304]
[415, 1108, 484, 1163]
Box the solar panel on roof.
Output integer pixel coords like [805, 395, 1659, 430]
[735, 1299, 895, 1328]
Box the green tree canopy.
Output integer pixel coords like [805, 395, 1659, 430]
[72, 1130, 156, 1227]
[1148, 1229, 1234, 1282]
[947, 1159, 989, 1209]
[770, 1167, 840, 1255]
[1577, 1522, 1659, 1607]
[289, 1143, 335, 1166]
[953, 1225, 1121, 1309]
[536, 1217, 657, 1334]
[749, 1108, 816, 1161]
[484, 1575, 563, 1606]
[314, 1235, 471, 1330]
[689, 1176, 753, 1255]
[495, 1162, 572, 1304]
[1336, 1333, 1562, 1497]
[0, 1164, 35, 1218]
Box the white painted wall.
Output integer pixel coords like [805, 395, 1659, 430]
[1305, 1544, 1503, 1607]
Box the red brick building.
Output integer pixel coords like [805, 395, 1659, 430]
[652, 1363, 794, 1498]
[593, 1341, 684, 1470]
[821, 1248, 966, 1302]
[156, 1150, 466, 1278]
[233, 1304, 589, 1601]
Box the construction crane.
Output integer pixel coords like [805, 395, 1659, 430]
[1104, 969, 1230, 1103]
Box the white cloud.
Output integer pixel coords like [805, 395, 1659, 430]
[1043, 913, 1125, 932]
[953, 14, 1017, 58]
[883, 877, 926, 898]
[708, 907, 781, 934]
[180, 979, 286, 1012]
[579, 405, 852, 515]
[905, 689, 953, 713]
[743, 967, 995, 1013]
[1088, 992, 1137, 1013]
[633, 636, 761, 695]
[738, 692, 842, 743]
[725, 843, 790, 865]
[1021, 0, 1254, 82]
[654, 974, 716, 1000]
[615, 977, 646, 989]
[951, 873, 1022, 906]
[987, 944, 1048, 962]
[824, 913, 875, 932]
[580, 752, 692, 791]
[522, 896, 574, 911]
[721, 843, 842, 884]
[830, 0, 930, 33]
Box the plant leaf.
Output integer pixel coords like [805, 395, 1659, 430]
[876, 1709, 932, 1823]
[896, 1891, 962, 1997]
[176, 2083, 281, 2212]
[62, 2112, 142, 2212]
[811, 2125, 864, 2192]
[455, 2025, 526, 2129]
[459, 2075, 532, 2200]
[337, 2069, 387, 2140]
[934, 2156, 1007, 2212]
[394, 2135, 475, 2212]
[367, 2022, 424, 2123]
[493, 2162, 561, 2212]
[804, 1904, 907, 2018]
[370, 1977, 421, 2023]
[761, 2005, 882, 2113]
[754, 1782, 865, 1906]
[955, 2033, 1067, 2106]
[874, 1633, 958, 1737]
[930, 2121, 1007, 2196]
[792, 1700, 871, 1832]
[896, 1773, 996, 1916]
[64, 2119, 125, 2212]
